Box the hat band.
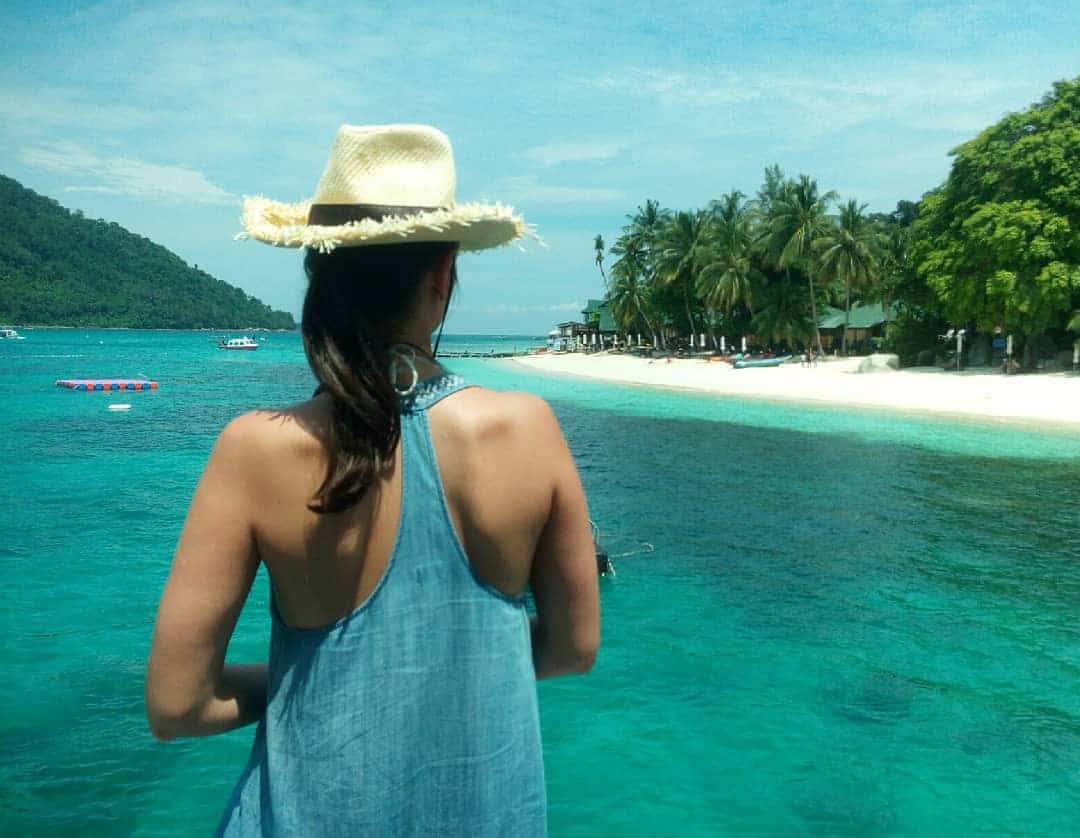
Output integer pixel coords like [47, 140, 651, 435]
[307, 203, 443, 226]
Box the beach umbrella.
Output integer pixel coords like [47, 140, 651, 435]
[1006, 334, 1013, 357]
[720, 336, 726, 353]
[741, 336, 747, 353]
[637, 333, 642, 346]
[689, 334, 695, 349]
[700, 333, 706, 349]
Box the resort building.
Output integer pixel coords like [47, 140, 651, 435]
[549, 321, 591, 352]
[818, 303, 895, 352]
[581, 299, 617, 349]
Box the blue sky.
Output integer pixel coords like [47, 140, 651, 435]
[1, 1, 1077, 333]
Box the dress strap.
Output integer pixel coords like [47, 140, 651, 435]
[400, 372, 472, 413]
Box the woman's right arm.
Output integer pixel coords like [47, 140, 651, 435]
[526, 401, 600, 679]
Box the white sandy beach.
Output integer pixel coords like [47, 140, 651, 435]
[515, 352, 1080, 427]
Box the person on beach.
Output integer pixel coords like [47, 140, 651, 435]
[145, 124, 600, 836]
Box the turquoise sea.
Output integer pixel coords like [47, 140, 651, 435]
[2, 329, 1079, 836]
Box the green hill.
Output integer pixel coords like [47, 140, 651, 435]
[0, 174, 295, 329]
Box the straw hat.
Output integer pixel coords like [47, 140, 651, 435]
[237, 124, 531, 253]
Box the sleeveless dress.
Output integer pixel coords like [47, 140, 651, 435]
[217, 374, 546, 836]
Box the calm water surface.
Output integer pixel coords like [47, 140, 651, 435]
[1, 330, 1078, 835]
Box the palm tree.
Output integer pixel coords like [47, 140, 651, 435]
[756, 164, 787, 218]
[653, 210, 711, 341]
[608, 237, 657, 339]
[699, 191, 759, 318]
[767, 175, 836, 355]
[612, 199, 669, 345]
[625, 199, 667, 253]
[593, 234, 606, 283]
[751, 279, 814, 349]
[878, 223, 909, 315]
[817, 199, 878, 355]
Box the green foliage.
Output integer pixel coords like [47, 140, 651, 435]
[602, 169, 871, 352]
[883, 306, 950, 367]
[0, 175, 295, 329]
[751, 278, 814, 348]
[911, 76, 1080, 335]
[766, 175, 837, 351]
[697, 191, 759, 314]
[816, 199, 879, 353]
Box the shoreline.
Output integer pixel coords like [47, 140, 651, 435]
[513, 352, 1080, 429]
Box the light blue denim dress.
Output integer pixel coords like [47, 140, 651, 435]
[217, 374, 546, 836]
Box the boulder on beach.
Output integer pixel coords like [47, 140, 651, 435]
[856, 353, 900, 373]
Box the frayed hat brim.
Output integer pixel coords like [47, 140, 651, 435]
[236, 196, 536, 253]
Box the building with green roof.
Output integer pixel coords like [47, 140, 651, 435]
[580, 299, 617, 348]
[818, 303, 894, 350]
[582, 299, 616, 333]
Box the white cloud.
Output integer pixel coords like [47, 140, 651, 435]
[591, 68, 758, 108]
[497, 175, 623, 205]
[20, 142, 235, 205]
[0, 83, 159, 136]
[587, 63, 1035, 138]
[522, 140, 626, 166]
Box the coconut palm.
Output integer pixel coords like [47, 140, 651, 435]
[608, 235, 657, 338]
[625, 199, 667, 253]
[593, 234, 606, 282]
[653, 210, 712, 340]
[750, 279, 814, 349]
[817, 199, 878, 355]
[878, 223, 908, 312]
[698, 191, 759, 318]
[767, 175, 836, 354]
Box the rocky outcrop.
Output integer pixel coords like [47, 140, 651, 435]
[856, 353, 900, 373]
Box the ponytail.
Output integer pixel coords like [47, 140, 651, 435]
[301, 243, 454, 513]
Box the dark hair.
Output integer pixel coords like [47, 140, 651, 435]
[301, 242, 455, 514]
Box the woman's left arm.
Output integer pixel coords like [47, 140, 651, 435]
[146, 415, 268, 741]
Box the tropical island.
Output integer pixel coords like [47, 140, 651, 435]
[0, 175, 295, 330]
[521, 76, 1080, 425]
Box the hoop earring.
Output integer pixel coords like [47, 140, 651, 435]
[389, 344, 420, 397]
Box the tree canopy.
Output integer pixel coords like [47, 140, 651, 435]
[592, 75, 1080, 367]
[912, 77, 1080, 335]
[0, 175, 295, 329]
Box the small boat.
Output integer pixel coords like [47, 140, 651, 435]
[591, 521, 615, 577]
[733, 355, 791, 369]
[1, 327, 26, 340]
[219, 336, 259, 351]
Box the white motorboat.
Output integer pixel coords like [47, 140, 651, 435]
[219, 336, 259, 351]
[1, 328, 26, 339]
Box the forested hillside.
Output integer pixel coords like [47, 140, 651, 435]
[0, 175, 295, 329]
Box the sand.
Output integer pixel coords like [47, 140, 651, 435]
[514, 352, 1080, 428]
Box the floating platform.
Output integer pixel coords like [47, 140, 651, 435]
[56, 379, 159, 391]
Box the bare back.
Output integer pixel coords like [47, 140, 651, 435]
[238, 381, 590, 631]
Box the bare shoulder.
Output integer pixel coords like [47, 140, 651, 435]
[432, 387, 561, 445]
[213, 397, 329, 466]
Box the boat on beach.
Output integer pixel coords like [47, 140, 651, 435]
[219, 336, 259, 351]
[733, 355, 791, 369]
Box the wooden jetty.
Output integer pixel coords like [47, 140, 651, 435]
[436, 350, 540, 359]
